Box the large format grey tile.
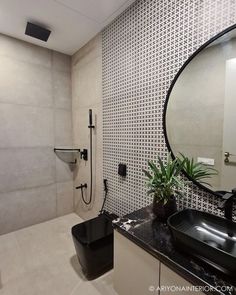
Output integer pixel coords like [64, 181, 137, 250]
[0, 214, 119, 295]
[72, 107, 91, 147]
[55, 156, 74, 183]
[52, 52, 71, 73]
[0, 214, 84, 295]
[0, 104, 54, 148]
[0, 147, 55, 193]
[0, 184, 57, 234]
[72, 93, 103, 218]
[71, 271, 118, 295]
[0, 56, 52, 107]
[0, 232, 26, 285]
[55, 109, 73, 146]
[14, 214, 81, 271]
[72, 57, 102, 109]
[72, 34, 102, 70]
[0, 34, 51, 68]
[56, 181, 74, 217]
[53, 70, 72, 110]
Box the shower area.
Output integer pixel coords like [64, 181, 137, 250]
[0, 32, 103, 236]
[0, 26, 112, 295]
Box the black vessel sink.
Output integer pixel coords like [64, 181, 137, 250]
[168, 209, 236, 277]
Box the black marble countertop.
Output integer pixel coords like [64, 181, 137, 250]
[113, 206, 236, 295]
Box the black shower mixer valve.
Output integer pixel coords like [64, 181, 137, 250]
[80, 149, 88, 161]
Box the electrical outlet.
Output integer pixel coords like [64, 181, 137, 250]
[197, 157, 215, 166]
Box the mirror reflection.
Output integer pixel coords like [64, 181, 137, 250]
[166, 28, 236, 193]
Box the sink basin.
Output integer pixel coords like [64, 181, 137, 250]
[168, 209, 236, 276]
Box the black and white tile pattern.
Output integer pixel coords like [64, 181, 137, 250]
[102, 0, 236, 218]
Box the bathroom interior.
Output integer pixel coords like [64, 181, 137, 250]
[0, 0, 236, 294]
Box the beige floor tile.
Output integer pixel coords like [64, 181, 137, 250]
[14, 214, 82, 270]
[0, 233, 26, 285]
[0, 214, 117, 295]
[71, 271, 118, 295]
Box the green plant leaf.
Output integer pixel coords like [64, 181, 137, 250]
[142, 169, 152, 179]
[142, 152, 185, 201]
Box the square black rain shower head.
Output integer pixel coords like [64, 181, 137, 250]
[25, 22, 51, 42]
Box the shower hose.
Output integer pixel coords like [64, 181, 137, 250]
[80, 129, 108, 210]
[81, 125, 93, 205]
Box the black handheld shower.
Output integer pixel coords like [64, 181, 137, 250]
[88, 109, 94, 128]
[79, 109, 95, 205]
[89, 109, 93, 126]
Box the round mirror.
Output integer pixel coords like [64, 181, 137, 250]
[164, 24, 236, 195]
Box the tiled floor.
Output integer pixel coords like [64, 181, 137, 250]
[0, 214, 118, 295]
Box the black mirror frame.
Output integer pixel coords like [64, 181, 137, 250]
[163, 23, 236, 197]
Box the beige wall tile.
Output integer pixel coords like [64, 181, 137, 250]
[0, 147, 55, 193]
[0, 34, 73, 234]
[0, 184, 57, 234]
[52, 51, 71, 73]
[0, 34, 51, 68]
[0, 56, 53, 107]
[72, 107, 90, 147]
[0, 104, 54, 148]
[55, 109, 73, 146]
[53, 70, 72, 110]
[73, 136, 102, 219]
[72, 57, 102, 109]
[72, 34, 102, 70]
[56, 181, 74, 216]
[74, 159, 94, 217]
[72, 34, 103, 219]
[55, 156, 74, 183]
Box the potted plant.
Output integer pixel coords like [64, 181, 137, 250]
[143, 153, 218, 221]
[142, 153, 186, 221]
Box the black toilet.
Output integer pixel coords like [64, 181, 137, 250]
[71, 212, 117, 280]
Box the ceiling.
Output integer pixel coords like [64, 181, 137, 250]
[0, 0, 135, 55]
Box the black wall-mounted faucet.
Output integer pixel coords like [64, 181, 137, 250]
[76, 183, 87, 190]
[218, 189, 236, 221]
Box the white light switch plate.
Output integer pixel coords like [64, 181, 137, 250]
[197, 157, 215, 166]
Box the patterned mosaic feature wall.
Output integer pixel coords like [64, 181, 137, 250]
[102, 0, 236, 217]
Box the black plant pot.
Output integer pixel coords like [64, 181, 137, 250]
[152, 196, 177, 221]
